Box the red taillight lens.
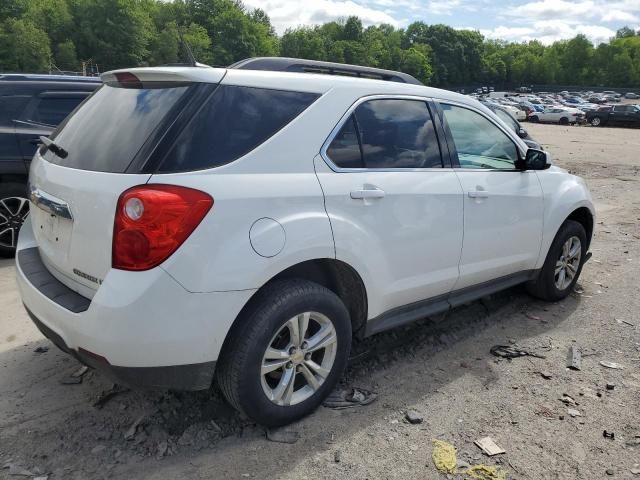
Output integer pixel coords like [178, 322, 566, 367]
[112, 185, 213, 271]
[114, 72, 143, 88]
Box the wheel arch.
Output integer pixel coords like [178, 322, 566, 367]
[566, 206, 594, 250]
[223, 258, 369, 350]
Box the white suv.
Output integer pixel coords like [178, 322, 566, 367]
[16, 59, 594, 426]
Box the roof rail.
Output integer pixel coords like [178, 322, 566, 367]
[228, 57, 424, 86]
[0, 74, 101, 82]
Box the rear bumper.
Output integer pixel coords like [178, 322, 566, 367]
[16, 216, 256, 390]
[26, 306, 216, 390]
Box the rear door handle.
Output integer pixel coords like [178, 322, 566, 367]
[468, 190, 489, 199]
[350, 187, 385, 199]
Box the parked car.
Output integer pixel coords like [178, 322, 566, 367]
[625, 92, 639, 99]
[587, 104, 640, 127]
[529, 107, 584, 125]
[0, 74, 100, 256]
[16, 59, 594, 426]
[485, 103, 542, 149]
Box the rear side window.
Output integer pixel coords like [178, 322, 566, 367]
[158, 86, 320, 172]
[43, 84, 189, 172]
[326, 99, 443, 169]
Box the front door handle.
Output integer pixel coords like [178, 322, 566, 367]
[468, 190, 489, 199]
[350, 187, 386, 199]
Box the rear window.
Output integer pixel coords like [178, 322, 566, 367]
[43, 84, 190, 172]
[157, 85, 320, 172]
[0, 95, 30, 126]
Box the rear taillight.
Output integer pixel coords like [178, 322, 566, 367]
[112, 185, 213, 271]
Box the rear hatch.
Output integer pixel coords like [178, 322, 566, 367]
[28, 68, 223, 296]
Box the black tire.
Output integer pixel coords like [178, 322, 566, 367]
[590, 116, 602, 127]
[559, 117, 569, 125]
[0, 182, 29, 257]
[217, 279, 351, 426]
[529, 115, 539, 123]
[526, 220, 587, 301]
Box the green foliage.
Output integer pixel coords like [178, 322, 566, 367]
[0, 0, 638, 88]
[0, 18, 51, 72]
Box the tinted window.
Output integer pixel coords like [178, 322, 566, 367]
[441, 103, 518, 169]
[159, 86, 319, 172]
[0, 95, 30, 125]
[352, 99, 442, 169]
[30, 96, 87, 126]
[326, 115, 363, 168]
[43, 84, 189, 172]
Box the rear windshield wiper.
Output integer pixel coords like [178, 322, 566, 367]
[39, 136, 69, 159]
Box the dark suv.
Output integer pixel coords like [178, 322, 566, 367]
[587, 104, 640, 127]
[0, 74, 100, 255]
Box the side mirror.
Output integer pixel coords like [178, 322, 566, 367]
[516, 148, 550, 171]
[518, 128, 528, 138]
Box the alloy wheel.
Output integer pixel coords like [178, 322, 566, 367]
[0, 197, 29, 249]
[591, 117, 601, 126]
[555, 236, 581, 290]
[261, 311, 337, 406]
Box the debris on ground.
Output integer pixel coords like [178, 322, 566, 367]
[600, 361, 624, 369]
[156, 441, 169, 459]
[466, 464, 507, 480]
[3, 463, 34, 476]
[616, 318, 635, 326]
[567, 408, 581, 417]
[539, 371, 553, 380]
[334, 450, 342, 463]
[265, 428, 300, 444]
[93, 384, 129, 409]
[567, 345, 582, 370]
[33, 346, 49, 354]
[559, 394, 577, 406]
[432, 439, 457, 474]
[525, 312, 541, 321]
[490, 345, 546, 359]
[606, 468, 615, 475]
[60, 365, 90, 385]
[631, 464, 640, 475]
[124, 414, 147, 441]
[323, 387, 377, 409]
[606, 383, 615, 390]
[603, 430, 615, 440]
[431, 439, 507, 479]
[405, 409, 423, 424]
[91, 445, 106, 454]
[474, 436, 506, 456]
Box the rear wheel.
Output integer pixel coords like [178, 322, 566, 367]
[529, 115, 539, 123]
[590, 116, 601, 126]
[217, 279, 351, 426]
[527, 220, 587, 301]
[0, 183, 29, 257]
[559, 117, 569, 125]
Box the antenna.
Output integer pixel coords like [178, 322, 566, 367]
[178, 29, 197, 67]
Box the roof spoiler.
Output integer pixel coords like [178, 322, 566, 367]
[229, 57, 424, 86]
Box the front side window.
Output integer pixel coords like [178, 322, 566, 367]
[441, 103, 518, 170]
[326, 98, 442, 169]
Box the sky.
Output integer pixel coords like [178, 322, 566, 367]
[241, 0, 640, 45]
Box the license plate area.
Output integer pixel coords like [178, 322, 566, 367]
[31, 204, 73, 262]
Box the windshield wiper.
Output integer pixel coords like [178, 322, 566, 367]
[39, 136, 68, 159]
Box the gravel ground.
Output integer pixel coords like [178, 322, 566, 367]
[1, 122, 639, 480]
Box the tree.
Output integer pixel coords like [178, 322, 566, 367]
[71, 0, 154, 70]
[399, 46, 432, 84]
[0, 18, 51, 72]
[342, 16, 362, 42]
[616, 26, 636, 38]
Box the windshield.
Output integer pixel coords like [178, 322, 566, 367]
[42, 84, 190, 173]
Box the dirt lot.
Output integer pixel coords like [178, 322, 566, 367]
[1, 123, 640, 480]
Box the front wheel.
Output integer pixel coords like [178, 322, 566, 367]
[527, 220, 587, 301]
[590, 116, 602, 126]
[217, 279, 351, 426]
[529, 115, 539, 123]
